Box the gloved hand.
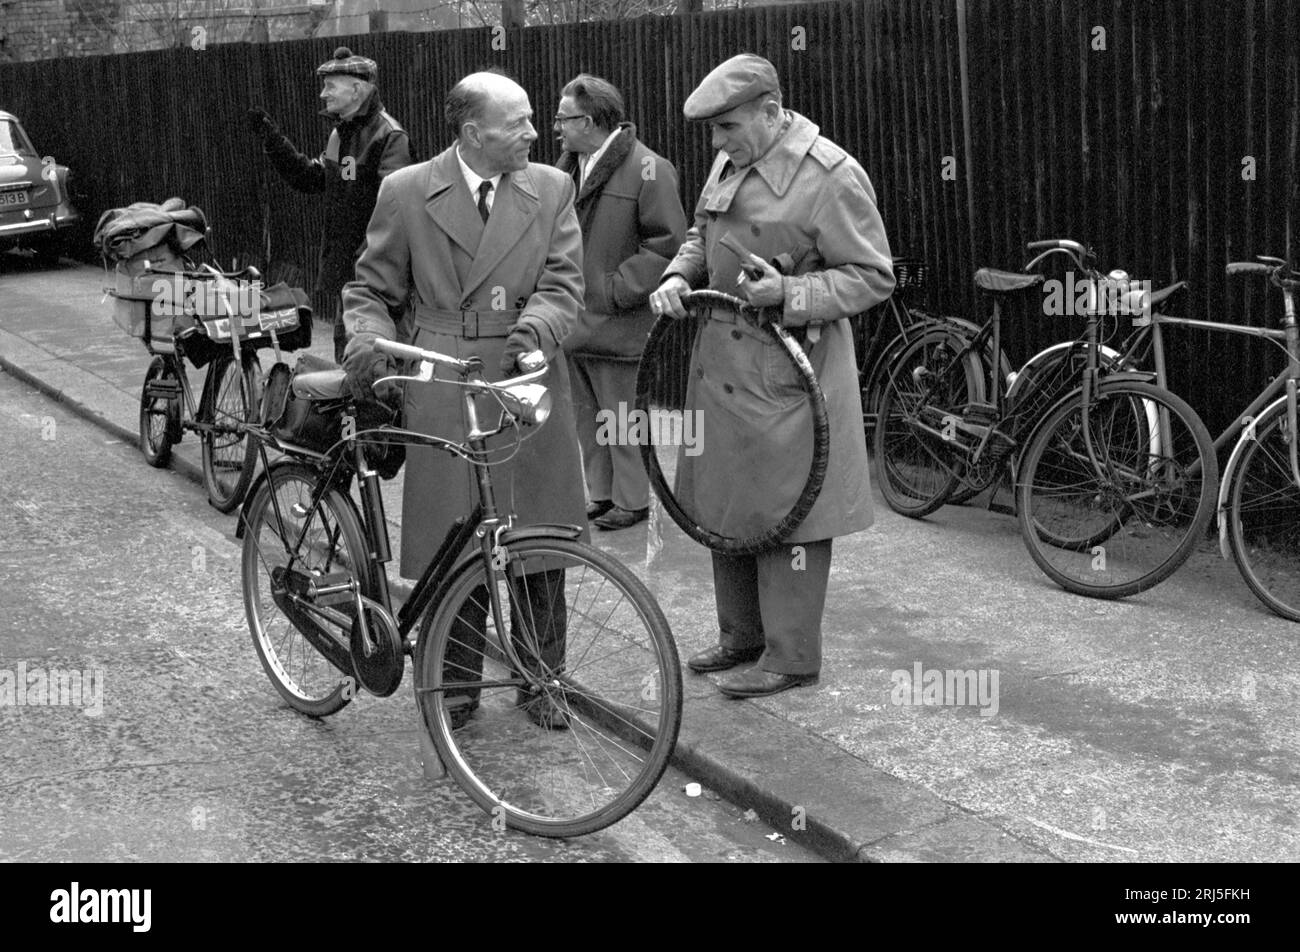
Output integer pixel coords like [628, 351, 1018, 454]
[246, 107, 277, 139]
[499, 325, 542, 375]
[343, 345, 398, 406]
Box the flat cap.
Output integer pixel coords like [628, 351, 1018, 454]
[683, 53, 780, 121]
[316, 47, 377, 82]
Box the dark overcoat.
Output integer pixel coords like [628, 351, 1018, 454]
[342, 146, 588, 578]
[556, 123, 687, 358]
[264, 88, 411, 323]
[662, 111, 895, 543]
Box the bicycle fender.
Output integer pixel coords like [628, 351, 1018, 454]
[1095, 369, 1156, 385]
[1018, 373, 1164, 471]
[1216, 395, 1289, 559]
[499, 523, 585, 544]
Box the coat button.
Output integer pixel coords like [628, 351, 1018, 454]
[731, 329, 742, 340]
[724, 383, 734, 394]
[751, 224, 761, 237]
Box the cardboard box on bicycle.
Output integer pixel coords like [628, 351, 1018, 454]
[109, 242, 190, 351]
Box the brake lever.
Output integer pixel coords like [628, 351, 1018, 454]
[375, 358, 435, 392]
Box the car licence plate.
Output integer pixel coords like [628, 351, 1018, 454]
[0, 190, 30, 207]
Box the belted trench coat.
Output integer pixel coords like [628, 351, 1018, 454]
[342, 146, 588, 578]
[662, 111, 895, 543]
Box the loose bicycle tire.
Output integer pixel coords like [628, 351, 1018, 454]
[635, 290, 830, 555]
[1226, 400, 1300, 621]
[415, 536, 682, 837]
[1016, 381, 1216, 599]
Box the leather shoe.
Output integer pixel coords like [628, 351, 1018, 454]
[516, 689, 570, 731]
[586, 499, 614, 520]
[594, 506, 648, 530]
[687, 643, 764, 674]
[717, 668, 818, 698]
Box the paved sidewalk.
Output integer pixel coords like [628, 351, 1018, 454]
[4, 256, 1298, 863]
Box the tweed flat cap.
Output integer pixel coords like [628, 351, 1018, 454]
[316, 47, 377, 82]
[683, 53, 780, 121]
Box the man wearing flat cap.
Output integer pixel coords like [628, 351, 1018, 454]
[651, 53, 895, 698]
[248, 47, 412, 362]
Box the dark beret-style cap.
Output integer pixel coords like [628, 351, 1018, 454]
[316, 47, 378, 82]
[683, 53, 780, 121]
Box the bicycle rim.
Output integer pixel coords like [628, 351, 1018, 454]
[1228, 404, 1300, 621]
[242, 464, 366, 716]
[1018, 382, 1216, 598]
[873, 332, 983, 517]
[416, 538, 682, 837]
[202, 353, 260, 512]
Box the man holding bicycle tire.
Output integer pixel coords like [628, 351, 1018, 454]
[651, 54, 895, 698]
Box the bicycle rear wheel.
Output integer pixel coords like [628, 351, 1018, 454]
[241, 463, 371, 717]
[873, 330, 986, 518]
[1226, 401, 1300, 621]
[416, 537, 682, 837]
[139, 355, 178, 468]
[201, 351, 261, 512]
[1017, 381, 1216, 598]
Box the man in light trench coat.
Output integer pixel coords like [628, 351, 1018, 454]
[341, 71, 588, 730]
[652, 54, 895, 698]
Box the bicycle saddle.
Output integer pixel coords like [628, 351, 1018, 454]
[974, 268, 1044, 293]
[292, 369, 347, 400]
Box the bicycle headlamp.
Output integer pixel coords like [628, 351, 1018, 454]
[501, 383, 551, 426]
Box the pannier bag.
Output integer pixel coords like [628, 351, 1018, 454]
[261, 360, 404, 479]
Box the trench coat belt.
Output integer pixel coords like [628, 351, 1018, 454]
[413, 305, 521, 339]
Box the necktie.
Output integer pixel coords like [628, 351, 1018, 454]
[477, 180, 492, 224]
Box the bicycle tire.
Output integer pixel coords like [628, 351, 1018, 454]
[1226, 400, 1300, 621]
[1017, 381, 1216, 599]
[636, 290, 829, 555]
[241, 462, 374, 717]
[201, 351, 261, 512]
[873, 328, 987, 518]
[139, 355, 177, 468]
[415, 536, 682, 837]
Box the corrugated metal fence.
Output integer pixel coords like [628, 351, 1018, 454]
[2, 0, 1297, 431]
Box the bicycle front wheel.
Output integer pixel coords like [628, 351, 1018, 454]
[201, 351, 261, 512]
[415, 537, 682, 838]
[241, 463, 371, 717]
[873, 330, 986, 518]
[1017, 381, 1216, 598]
[1227, 400, 1300, 621]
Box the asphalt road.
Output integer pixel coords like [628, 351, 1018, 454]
[0, 370, 819, 862]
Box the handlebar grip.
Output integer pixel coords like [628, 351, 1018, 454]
[1026, 238, 1087, 255]
[373, 339, 427, 361]
[1226, 262, 1272, 276]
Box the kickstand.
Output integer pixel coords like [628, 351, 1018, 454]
[419, 726, 447, 780]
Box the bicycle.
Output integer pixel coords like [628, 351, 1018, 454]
[236, 342, 682, 837]
[875, 238, 1217, 598]
[115, 262, 308, 511]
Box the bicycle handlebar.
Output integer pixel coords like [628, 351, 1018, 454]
[1227, 258, 1300, 288]
[373, 338, 550, 389]
[1026, 238, 1089, 258]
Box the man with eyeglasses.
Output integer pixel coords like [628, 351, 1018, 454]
[554, 74, 687, 531]
[341, 70, 587, 730]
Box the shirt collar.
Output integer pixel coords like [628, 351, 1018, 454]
[582, 129, 616, 177]
[456, 146, 503, 197]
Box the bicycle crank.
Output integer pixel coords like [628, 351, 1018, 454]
[349, 594, 404, 698]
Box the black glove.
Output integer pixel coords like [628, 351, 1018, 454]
[246, 107, 277, 139]
[499, 325, 541, 375]
[343, 347, 398, 406]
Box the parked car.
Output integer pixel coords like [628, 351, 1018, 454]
[0, 110, 82, 263]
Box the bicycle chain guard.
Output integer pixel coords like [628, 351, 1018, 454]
[350, 595, 404, 698]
